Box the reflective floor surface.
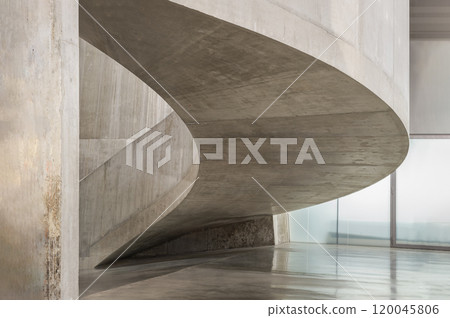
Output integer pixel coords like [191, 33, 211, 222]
[80, 243, 450, 299]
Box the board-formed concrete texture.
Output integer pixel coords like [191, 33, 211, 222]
[0, 0, 79, 299]
[170, 0, 410, 128]
[79, 40, 198, 269]
[78, 0, 410, 267]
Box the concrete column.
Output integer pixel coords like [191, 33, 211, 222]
[0, 0, 79, 299]
[273, 213, 290, 245]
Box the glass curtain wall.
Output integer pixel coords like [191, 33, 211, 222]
[338, 176, 390, 246]
[289, 138, 450, 250]
[289, 176, 390, 246]
[396, 138, 450, 247]
[289, 200, 337, 244]
[289, 40, 450, 250]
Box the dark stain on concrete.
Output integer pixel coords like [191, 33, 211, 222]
[43, 175, 61, 299]
[132, 216, 275, 259]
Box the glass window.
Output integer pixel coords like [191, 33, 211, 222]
[338, 176, 391, 246]
[396, 139, 450, 247]
[289, 200, 337, 244]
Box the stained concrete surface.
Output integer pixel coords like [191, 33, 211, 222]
[82, 243, 450, 300]
[0, 0, 79, 299]
[133, 216, 276, 258]
[79, 0, 409, 266]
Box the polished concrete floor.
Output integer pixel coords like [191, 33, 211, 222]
[80, 243, 450, 299]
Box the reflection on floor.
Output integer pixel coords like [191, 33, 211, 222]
[80, 243, 450, 299]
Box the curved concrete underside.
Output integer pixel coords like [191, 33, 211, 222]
[79, 0, 409, 266]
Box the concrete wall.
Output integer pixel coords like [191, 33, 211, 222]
[0, 0, 78, 299]
[410, 40, 450, 135]
[273, 213, 290, 245]
[132, 216, 276, 258]
[79, 38, 175, 180]
[170, 0, 410, 131]
[79, 40, 198, 269]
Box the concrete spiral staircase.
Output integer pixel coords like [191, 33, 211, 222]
[79, 0, 409, 268]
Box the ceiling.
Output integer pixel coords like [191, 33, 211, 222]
[411, 0, 450, 39]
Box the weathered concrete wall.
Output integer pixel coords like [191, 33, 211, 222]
[131, 216, 276, 258]
[170, 0, 410, 130]
[0, 0, 78, 299]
